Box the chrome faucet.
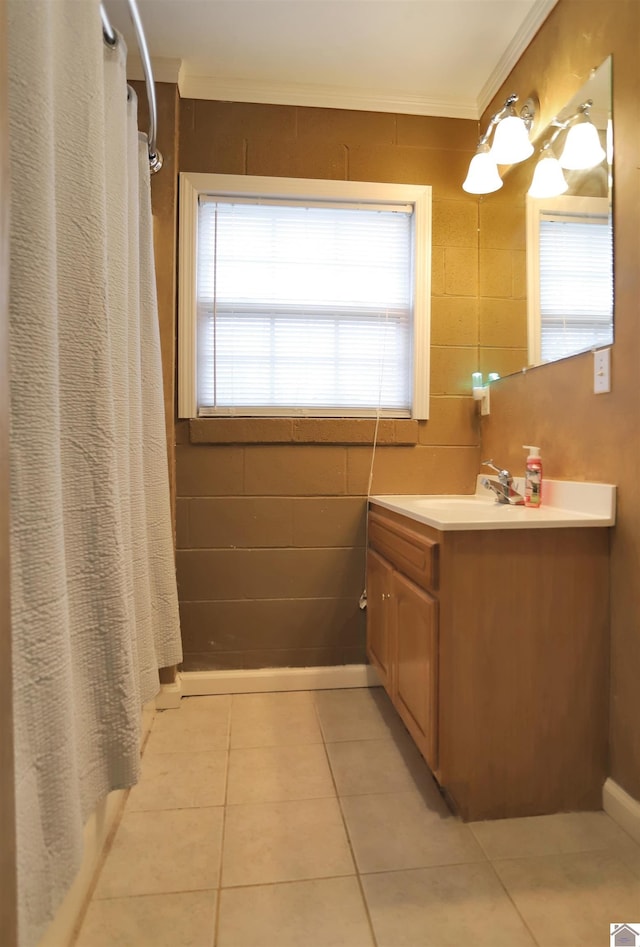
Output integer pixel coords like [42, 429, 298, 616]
[481, 460, 525, 505]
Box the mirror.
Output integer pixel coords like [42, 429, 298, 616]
[478, 57, 613, 379]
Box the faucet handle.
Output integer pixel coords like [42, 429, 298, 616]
[482, 459, 502, 476]
[482, 459, 511, 483]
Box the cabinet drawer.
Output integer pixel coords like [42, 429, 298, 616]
[369, 512, 438, 592]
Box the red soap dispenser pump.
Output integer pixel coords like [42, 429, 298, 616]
[523, 445, 543, 508]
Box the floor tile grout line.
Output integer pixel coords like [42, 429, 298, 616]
[115, 804, 226, 822]
[224, 792, 340, 809]
[219, 870, 360, 891]
[313, 689, 380, 947]
[212, 696, 233, 947]
[353, 857, 504, 879]
[83, 887, 220, 903]
[478, 845, 637, 865]
[83, 842, 638, 898]
[484, 851, 543, 947]
[229, 739, 326, 750]
[142, 751, 231, 761]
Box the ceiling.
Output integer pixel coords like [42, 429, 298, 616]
[104, 0, 558, 120]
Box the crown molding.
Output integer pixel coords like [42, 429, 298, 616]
[477, 0, 559, 117]
[126, 56, 181, 84]
[125, 0, 558, 120]
[178, 74, 478, 119]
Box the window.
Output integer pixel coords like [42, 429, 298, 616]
[526, 195, 613, 364]
[178, 173, 431, 419]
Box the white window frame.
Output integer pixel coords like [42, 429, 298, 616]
[178, 172, 432, 419]
[526, 193, 612, 366]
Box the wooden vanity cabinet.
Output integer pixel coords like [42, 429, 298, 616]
[393, 569, 438, 772]
[367, 502, 610, 822]
[365, 548, 394, 691]
[366, 511, 439, 772]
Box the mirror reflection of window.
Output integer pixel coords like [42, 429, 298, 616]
[526, 195, 613, 365]
[538, 205, 613, 362]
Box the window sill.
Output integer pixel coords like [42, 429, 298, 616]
[189, 418, 419, 446]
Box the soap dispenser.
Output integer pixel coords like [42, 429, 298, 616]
[523, 445, 543, 508]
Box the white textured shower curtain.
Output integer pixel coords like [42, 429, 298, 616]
[7, 2, 183, 944]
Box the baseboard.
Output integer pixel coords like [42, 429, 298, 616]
[155, 679, 182, 709]
[181, 664, 381, 696]
[603, 777, 640, 845]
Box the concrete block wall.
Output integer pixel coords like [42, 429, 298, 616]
[174, 100, 483, 670]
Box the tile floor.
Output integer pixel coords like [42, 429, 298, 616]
[74, 687, 640, 947]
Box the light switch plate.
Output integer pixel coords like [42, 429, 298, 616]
[594, 348, 611, 394]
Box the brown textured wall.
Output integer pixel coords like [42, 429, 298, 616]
[0, 0, 17, 938]
[479, 0, 640, 801]
[176, 103, 482, 670]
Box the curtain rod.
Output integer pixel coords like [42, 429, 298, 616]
[100, 0, 163, 174]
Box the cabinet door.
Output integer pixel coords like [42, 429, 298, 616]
[366, 548, 394, 693]
[394, 570, 438, 771]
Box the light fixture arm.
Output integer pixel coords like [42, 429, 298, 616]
[477, 93, 535, 147]
[547, 99, 594, 146]
[478, 93, 519, 146]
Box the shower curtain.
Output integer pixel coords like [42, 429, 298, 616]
[7, 2, 183, 945]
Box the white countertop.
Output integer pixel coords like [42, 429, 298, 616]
[370, 477, 616, 531]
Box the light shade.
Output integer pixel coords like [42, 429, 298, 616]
[490, 115, 534, 164]
[559, 119, 606, 170]
[462, 146, 503, 194]
[528, 149, 568, 198]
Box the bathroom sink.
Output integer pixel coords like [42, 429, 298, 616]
[407, 496, 495, 510]
[370, 478, 616, 531]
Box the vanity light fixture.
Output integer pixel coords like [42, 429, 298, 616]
[462, 143, 503, 194]
[559, 100, 606, 170]
[527, 142, 569, 198]
[490, 99, 535, 164]
[462, 93, 536, 195]
[527, 99, 607, 199]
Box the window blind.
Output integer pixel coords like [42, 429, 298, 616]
[539, 214, 613, 363]
[196, 198, 413, 415]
